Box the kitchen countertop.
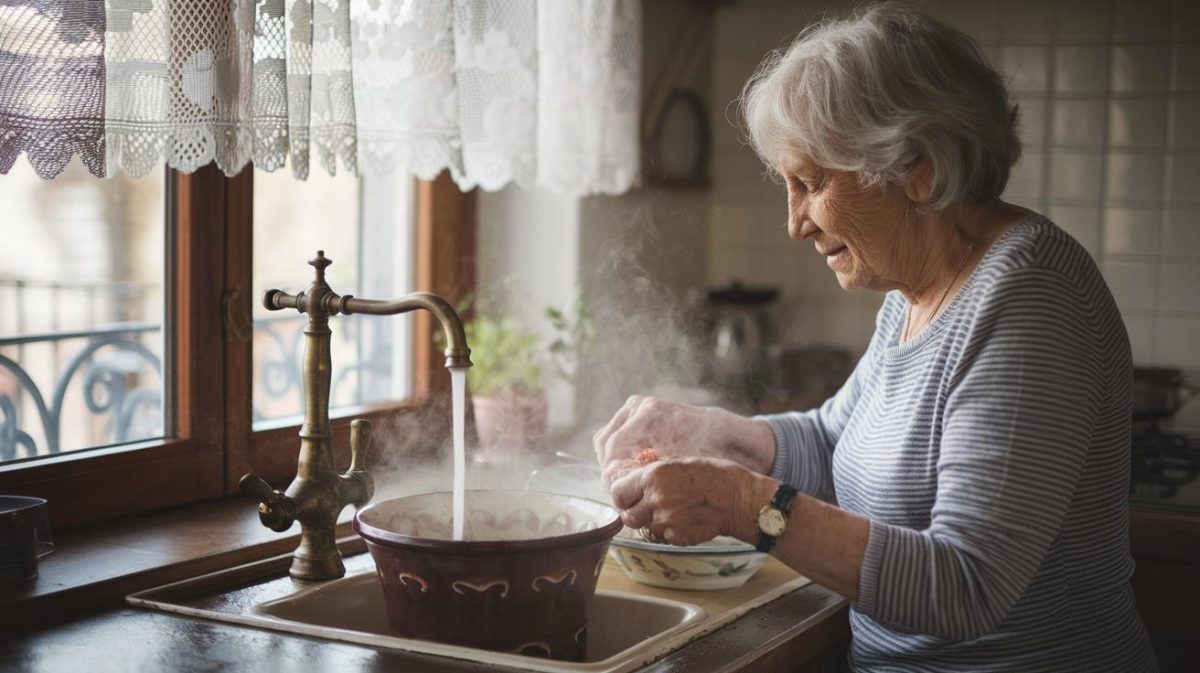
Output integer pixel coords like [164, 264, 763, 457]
[3, 495, 1191, 672]
[1, 579, 850, 673]
[0, 496, 851, 672]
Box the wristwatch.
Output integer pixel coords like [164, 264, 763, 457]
[755, 483, 798, 553]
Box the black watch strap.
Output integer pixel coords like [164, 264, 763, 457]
[755, 483, 798, 553]
[771, 483, 798, 511]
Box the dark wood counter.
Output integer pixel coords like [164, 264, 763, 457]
[0, 495, 851, 672]
[4, 497, 1195, 671]
[1, 582, 849, 673]
[1128, 507, 1200, 673]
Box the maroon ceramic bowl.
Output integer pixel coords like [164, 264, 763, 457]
[353, 490, 622, 661]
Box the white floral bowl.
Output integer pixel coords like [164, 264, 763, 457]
[608, 529, 768, 591]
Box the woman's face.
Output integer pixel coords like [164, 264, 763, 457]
[779, 156, 910, 292]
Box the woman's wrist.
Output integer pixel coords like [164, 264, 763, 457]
[713, 408, 778, 475]
[726, 469, 780, 543]
[748, 417, 779, 474]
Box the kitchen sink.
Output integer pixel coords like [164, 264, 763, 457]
[254, 572, 705, 667]
[128, 550, 708, 673]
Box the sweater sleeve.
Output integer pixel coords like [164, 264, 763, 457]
[756, 298, 894, 501]
[855, 268, 1105, 642]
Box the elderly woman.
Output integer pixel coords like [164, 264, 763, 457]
[594, 5, 1158, 672]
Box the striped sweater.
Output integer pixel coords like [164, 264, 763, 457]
[762, 216, 1158, 672]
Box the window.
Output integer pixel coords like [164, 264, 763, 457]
[0, 163, 474, 528]
[0, 160, 166, 463]
[251, 169, 414, 428]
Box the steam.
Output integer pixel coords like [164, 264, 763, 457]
[573, 217, 722, 433]
[369, 195, 741, 505]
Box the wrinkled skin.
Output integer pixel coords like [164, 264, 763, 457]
[608, 457, 757, 546]
[593, 393, 778, 547]
[781, 155, 985, 307]
[593, 394, 774, 489]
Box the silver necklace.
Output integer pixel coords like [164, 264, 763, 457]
[903, 240, 976, 343]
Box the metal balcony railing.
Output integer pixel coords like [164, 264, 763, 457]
[0, 307, 391, 464]
[0, 323, 162, 461]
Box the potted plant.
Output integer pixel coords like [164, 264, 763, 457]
[462, 289, 592, 462]
[544, 286, 594, 389]
[464, 313, 549, 461]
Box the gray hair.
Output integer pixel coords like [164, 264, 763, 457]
[739, 2, 1021, 210]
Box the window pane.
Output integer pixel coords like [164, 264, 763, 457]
[0, 160, 166, 464]
[252, 168, 414, 428]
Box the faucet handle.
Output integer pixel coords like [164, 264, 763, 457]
[239, 473, 297, 532]
[343, 419, 374, 506]
[349, 419, 371, 473]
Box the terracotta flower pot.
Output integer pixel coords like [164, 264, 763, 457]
[472, 392, 548, 462]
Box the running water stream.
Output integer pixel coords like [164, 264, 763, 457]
[450, 367, 467, 540]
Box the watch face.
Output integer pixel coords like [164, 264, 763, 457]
[757, 506, 787, 537]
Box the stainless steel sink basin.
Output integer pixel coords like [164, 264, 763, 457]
[129, 551, 707, 673]
[254, 572, 704, 665]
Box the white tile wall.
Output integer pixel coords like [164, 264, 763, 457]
[1055, 0, 1111, 42]
[1172, 44, 1200, 92]
[1171, 99, 1200, 149]
[702, 0, 1200, 378]
[1162, 209, 1200, 257]
[1050, 205, 1103, 253]
[1111, 45, 1170, 93]
[1056, 46, 1110, 93]
[1106, 152, 1165, 203]
[1168, 156, 1200, 206]
[1050, 151, 1105, 201]
[1104, 208, 1161, 255]
[1002, 1, 1200, 374]
[1109, 99, 1167, 148]
[931, 0, 1000, 42]
[1015, 97, 1048, 145]
[1006, 149, 1046, 201]
[1002, 0, 1054, 43]
[1157, 265, 1200, 312]
[1112, 0, 1171, 41]
[1004, 46, 1051, 92]
[1155, 318, 1200, 368]
[1124, 315, 1156, 363]
[1176, 0, 1200, 40]
[1102, 261, 1159, 312]
[1054, 99, 1107, 146]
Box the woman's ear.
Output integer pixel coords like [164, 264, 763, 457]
[903, 156, 934, 205]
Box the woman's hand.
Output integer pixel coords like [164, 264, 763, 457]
[608, 457, 775, 546]
[592, 395, 777, 485]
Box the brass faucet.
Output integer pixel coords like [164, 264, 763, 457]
[239, 250, 472, 580]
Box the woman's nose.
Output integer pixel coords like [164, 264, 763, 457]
[786, 184, 817, 240]
[788, 214, 818, 241]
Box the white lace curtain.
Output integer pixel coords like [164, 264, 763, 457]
[0, 0, 641, 195]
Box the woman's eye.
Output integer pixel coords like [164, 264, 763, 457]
[790, 175, 819, 193]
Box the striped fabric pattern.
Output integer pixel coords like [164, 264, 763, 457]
[762, 215, 1158, 672]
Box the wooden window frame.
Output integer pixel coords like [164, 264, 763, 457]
[0, 165, 475, 529]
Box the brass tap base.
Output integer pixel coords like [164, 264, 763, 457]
[283, 513, 345, 580]
[288, 547, 347, 581]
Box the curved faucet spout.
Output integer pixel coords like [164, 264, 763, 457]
[243, 251, 472, 581]
[339, 293, 472, 369]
